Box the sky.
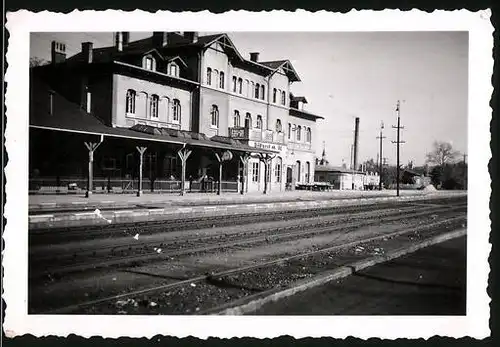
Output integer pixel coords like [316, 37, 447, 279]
[30, 31, 468, 167]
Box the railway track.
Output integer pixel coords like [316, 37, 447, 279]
[30, 202, 466, 279]
[31, 201, 463, 258]
[41, 215, 466, 315]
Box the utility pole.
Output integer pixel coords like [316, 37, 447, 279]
[391, 100, 405, 197]
[463, 153, 468, 190]
[376, 121, 386, 190]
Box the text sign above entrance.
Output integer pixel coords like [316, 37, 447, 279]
[253, 141, 283, 151]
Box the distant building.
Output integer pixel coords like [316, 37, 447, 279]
[314, 165, 380, 190]
[401, 168, 431, 188]
[29, 32, 324, 194]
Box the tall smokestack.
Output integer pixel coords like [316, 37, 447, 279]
[353, 117, 360, 171]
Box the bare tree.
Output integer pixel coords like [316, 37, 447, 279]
[426, 141, 459, 166]
[30, 57, 49, 67]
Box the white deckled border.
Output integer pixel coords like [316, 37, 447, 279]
[4, 9, 492, 339]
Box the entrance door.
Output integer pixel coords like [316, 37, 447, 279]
[286, 166, 293, 189]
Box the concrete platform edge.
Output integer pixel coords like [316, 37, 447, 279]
[29, 194, 466, 230]
[214, 228, 467, 315]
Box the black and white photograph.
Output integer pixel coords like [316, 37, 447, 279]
[4, 9, 492, 339]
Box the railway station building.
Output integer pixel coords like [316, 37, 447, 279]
[29, 32, 324, 195]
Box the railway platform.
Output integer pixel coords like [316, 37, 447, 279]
[27, 190, 467, 230]
[29, 189, 465, 213]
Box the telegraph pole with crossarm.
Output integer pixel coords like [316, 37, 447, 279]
[376, 121, 386, 190]
[392, 100, 406, 197]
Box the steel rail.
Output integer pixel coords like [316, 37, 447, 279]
[44, 214, 466, 314]
[31, 204, 466, 277]
[30, 202, 465, 261]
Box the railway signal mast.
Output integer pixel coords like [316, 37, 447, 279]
[392, 100, 406, 197]
[376, 121, 386, 190]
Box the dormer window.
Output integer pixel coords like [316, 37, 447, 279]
[144, 56, 155, 71]
[168, 63, 179, 77]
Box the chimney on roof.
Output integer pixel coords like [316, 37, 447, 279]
[115, 32, 129, 52]
[152, 32, 169, 48]
[122, 32, 130, 47]
[250, 52, 260, 62]
[81, 42, 93, 64]
[184, 32, 198, 43]
[51, 41, 66, 64]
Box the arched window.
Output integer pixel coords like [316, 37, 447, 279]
[207, 67, 212, 85]
[255, 83, 260, 99]
[232, 76, 237, 92]
[238, 78, 243, 94]
[305, 161, 311, 183]
[211, 105, 219, 128]
[213, 70, 219, 87]
[150, 94, 159, 118]
[260, 85, 265, 100]
[256, 115, 262, 129]
[172, 99, 181, 123]
[251, 82, 255, 97]
[219, 72, 225, 89]
[275, 157, 282, 183]
[288, 123, 291, 139]
[126, 89, 136, 114]
[234, 110, 240, 127]
[275, 119, 282, 132]
[273, 88, 277, 103]
[162, 97, 170, 121]
[245, 113, 252, 129]
[297, 125, 302, 141]
[306, 127, 312, 143]
[281, 90, 286, 105]
[245, 80, 250, 96]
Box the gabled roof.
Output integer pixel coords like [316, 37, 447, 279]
[260, 60, 301, 82]
[164, 55, 188, 68]
[62, 32, 302, 83]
